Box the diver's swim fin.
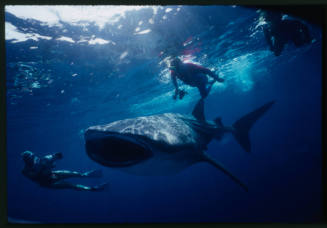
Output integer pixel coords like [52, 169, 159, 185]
[192, 98, 205, 121]
[203, 152, 248, 192]
[91, 182, 109, 191]
[83, 169, 102, 178]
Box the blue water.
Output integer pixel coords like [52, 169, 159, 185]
[5, 6, 322, 223]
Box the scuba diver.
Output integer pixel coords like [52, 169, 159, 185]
[259, 10, 312, 56]
[169, 57, 224, 100]
[21, 150, 108, 191]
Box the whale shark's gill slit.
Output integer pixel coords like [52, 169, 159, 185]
[85, 136, 152, 167]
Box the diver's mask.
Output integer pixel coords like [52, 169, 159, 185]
[21, 150, 35, 163]
[170, 58, 181, 71]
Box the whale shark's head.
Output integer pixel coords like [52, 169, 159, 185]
[84, 128, 153, 167]
[84, 113, 200, 169]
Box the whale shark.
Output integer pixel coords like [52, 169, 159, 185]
[84, 99, 274, 191]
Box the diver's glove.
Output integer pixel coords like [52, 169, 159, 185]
[216, 77, 224, 83]
[54, 152, 63, 159]
[91, 182, 109, 191]
[178, 89, 187, 100]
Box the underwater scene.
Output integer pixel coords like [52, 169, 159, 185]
[5, 5, 322, 223]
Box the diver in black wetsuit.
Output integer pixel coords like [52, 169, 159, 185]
[21, 150, 107, 191]
[259, 10, 312, 56]
[170, 58, 224, 100]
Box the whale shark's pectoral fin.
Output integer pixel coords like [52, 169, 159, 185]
[202, 152, 248, 191]
[192, 98, 205, 121]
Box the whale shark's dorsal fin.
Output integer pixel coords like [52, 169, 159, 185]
[192, 98, 205, 121]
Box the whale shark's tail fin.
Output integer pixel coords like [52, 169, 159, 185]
[232, 101, 275, 153]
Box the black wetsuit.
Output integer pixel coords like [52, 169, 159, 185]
[22, 153, 106, 191]
[22, 154, 58, 187]
[264, 19, 311, 56]
[171, 62, 220, 98]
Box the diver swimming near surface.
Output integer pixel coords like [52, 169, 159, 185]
[21, 151, 108, 191]
[259, 10, 312, 56]
[169, 57, 224, 100]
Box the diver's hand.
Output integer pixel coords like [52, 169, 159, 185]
[178, 90, 187, 100]
[54, 152, 63, 159]
[216, 78, 224, 83]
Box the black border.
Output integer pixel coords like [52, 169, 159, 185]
[1, 0, 326, 227]
[322, 3, 327, 227]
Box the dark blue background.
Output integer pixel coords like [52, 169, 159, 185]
[6, 6, 322, 223]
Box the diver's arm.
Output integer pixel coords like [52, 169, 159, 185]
[21, 168, 29, 177]
[41, 153, 63, 166]
[21, 166, 39, 179]
[21, 169, 30, 178]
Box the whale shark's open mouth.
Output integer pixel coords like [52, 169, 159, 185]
[85, 130, 152, 167]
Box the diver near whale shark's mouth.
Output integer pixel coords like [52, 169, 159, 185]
[84, 98, 275, 191]
[21, 151, 108, 191]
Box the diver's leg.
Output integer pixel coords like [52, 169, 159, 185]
[198, 79, 216, 99]
[52, 169, 102, 180]
[206, 81, 215, 96]
[198, 84, 208, 99]
[197, 74, 210, 99]
[52, 170, 84, 179]
[50, 180, 108, 191]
